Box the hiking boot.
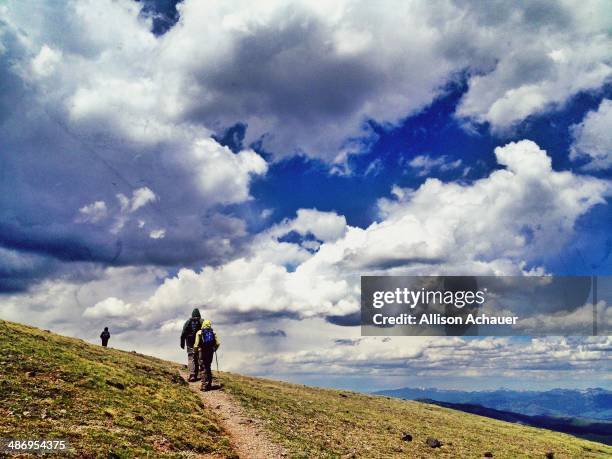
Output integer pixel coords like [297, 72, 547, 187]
[188, 376, 197, 382]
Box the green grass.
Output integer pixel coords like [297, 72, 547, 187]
[222, 372, 612, 458]
[0, 320, 235, 458]
[1, 319, 610, 458]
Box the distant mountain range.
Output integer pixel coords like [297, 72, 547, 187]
[420, 399, 612, 445]
[373, 387, 612, 421]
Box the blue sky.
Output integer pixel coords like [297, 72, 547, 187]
[240, 79, 612, 275]
[1, 0, 611, 391]
[252, 80, 611, 225]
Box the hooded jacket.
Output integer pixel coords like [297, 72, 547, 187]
[180, 308, 202, 348]
[194, 319, 220, 350]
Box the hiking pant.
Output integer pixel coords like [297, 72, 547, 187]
[101, 339, 109, 347]
[187, 346, 199, 379]
[199, 347, 214, 388]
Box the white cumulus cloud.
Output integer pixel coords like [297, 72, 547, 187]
[189, 138, 268, 205]
[76, 200, 108, 223]
[570, 99, 612, 170]
[130, 187, 157, 212]
[408, 155, 463, 177]
[149, 228, 166, 239]
[5, 0, 609, 163]
[100, 140, 609, 327]
[84, 296, 135, 318]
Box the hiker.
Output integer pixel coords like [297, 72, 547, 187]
[100, 327, 110, 347]
[180, 308, 203, 382]
[193, 319, 220, 391]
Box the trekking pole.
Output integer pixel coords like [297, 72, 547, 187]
[215, 350, 219, 373]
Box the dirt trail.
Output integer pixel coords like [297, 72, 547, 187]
[180, 372, 287, 459]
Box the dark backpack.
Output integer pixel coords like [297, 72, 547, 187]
[200, 328, 215, 348]
[187, 318, 201, 338]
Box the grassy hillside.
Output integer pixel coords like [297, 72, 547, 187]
[222, 375, 612, 458]
[0, 320, 234, 458]
[1, 319, 611, 458]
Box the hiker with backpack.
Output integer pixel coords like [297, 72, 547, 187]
[100, 327, 110, 347]
[180, 308, 202, 382]
[193, 319, 220, 391]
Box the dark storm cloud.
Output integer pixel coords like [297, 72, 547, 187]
[0, 250, 56, 293]
[1, 0, 611, 320]
[354, 256, 447, 271]
[1, 108, 249, 263]
[326, 312, 361, 327]
[183, 8, 381, 155]
[0, 27, 256, 291]
[206, 19, 378, 120]
[453, 0, 572, 30]
[259, 329, 287, 338]
[334, 338, 361, 346]
[217, 309, 302, 325]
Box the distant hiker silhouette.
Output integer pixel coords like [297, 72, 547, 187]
[194, 319, 220, 391]
[180, 308, 202, 382]
[100, 327, 110, 347]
